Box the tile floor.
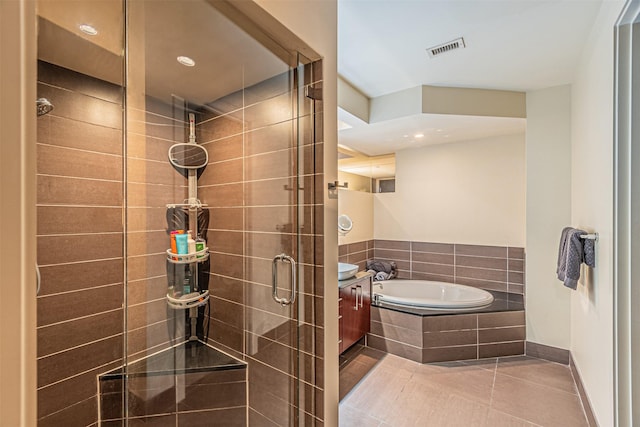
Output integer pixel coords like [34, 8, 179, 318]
[339, 345, 590, 427]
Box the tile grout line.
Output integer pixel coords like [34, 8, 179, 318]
[488, 357, 499, 408]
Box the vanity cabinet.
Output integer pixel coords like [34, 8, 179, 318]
[339, 273, 372, 354]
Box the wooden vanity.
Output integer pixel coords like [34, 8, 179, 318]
[339, 272, 373, 354]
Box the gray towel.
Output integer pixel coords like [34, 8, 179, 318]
[562, 229, 583, 289]
[556, 226, 573, 282]
[583, 236, 596, 268]
[368, 271, 391, 281]
[558, 228, 595, 290]
[366, 259, 397, 280]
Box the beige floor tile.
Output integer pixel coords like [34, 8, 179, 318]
[496, 356, 577, 394]
[461, 357, 499, 372]
[407, 358, 495, 379]
[426, 394, 491, 427]
[377, 353, 422, 375]
[485, 409, 540, 426]
[384, 375, 450, 426]
[341, 359, 413, 421]
[340, 359, 378, 401]
[491, 373, 588, 427]
[341, 348, 588, 427]
[339, 403, 383, 427]
[411, 365, 496, 406]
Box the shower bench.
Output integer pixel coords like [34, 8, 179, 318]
[98, 341, 246, 425]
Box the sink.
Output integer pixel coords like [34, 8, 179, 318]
[338, 262, 359, 281]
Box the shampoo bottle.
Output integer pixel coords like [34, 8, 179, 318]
[187, 232, 196, 254]
[175, 233, 188, 255]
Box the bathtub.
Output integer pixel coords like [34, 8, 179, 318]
[373, 280, 494, 310]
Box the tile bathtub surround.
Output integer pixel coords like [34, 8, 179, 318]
[368, 308, 526, 363]
[369, 240, 526, 295]
[36, 61, 125, 425]
[198, 60, 325, 424]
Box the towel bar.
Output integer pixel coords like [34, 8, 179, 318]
[580, 233, 598, 240]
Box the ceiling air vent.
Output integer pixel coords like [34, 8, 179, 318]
[426, 37, 465, 58]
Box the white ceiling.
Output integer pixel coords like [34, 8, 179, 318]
[38, 0, 290, 107]
[337, 1, 602, 159]
[339, 111, 526, 156]
[338, 0, 603, 98]
[143, 1, 288, 106]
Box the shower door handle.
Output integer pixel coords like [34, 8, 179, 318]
[272, 253, 297, 306]
[36, 263, 41, 295]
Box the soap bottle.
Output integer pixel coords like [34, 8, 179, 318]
[195, 234, 206, 258]
[183, 267, 191, 295]
[187, 231, 196, 255]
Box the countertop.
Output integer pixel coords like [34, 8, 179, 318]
[338, 271, 373, 289]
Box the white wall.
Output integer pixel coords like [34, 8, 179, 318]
[338, 189, 374, 245]
[338, 170, 371, 193]
[569, 1, 625, 424]
[525, 85, 572, 350]
[374, 134, 526, 246]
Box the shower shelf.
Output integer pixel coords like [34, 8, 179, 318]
[166, 248, 209, 264]
[166, 289, 210, 310]
[166, 201, 208, 209]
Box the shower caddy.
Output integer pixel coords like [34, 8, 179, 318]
[165, 113, 210, 340]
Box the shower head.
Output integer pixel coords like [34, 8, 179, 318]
[36, 98, 54, 116]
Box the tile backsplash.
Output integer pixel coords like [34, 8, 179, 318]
[339, 239, 525, 295]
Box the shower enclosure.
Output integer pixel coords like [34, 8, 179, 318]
[35, 1, 324, 425]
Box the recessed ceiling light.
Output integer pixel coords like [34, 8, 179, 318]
[414, 133, 424, 138]
[79, 24, 98, 36]
[436, 129, 443, 133]
[177, 56, 196, 67]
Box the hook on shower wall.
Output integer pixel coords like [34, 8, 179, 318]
[36, 98, 54, 116]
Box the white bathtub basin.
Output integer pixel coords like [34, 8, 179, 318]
[338, 262, 359, 281]
[373, 280, 494, 309]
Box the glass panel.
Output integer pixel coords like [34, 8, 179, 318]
[125, 1, 316, 425]
[35, 1, 125, 425]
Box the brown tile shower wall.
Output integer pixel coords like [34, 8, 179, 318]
[36, 61, 125, 426]
[126, 96, 189, 362]
[100, 369, 247, 426]
[198, 60, 325, 425]
[364, 240, 526, 294]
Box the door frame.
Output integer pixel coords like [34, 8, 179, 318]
[0, 0, 38, 425]
[614, 1, 640, 424]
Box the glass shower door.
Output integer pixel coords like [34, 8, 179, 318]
[122, 1, 321, 425]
